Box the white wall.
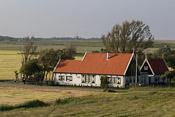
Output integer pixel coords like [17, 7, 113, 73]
[54, 73, 125, 88]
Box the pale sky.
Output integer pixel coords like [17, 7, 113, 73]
[0, 0, 175, 40]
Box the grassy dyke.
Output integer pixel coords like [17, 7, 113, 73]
[1, 91, 175, 116]
[0, 96, 97, 112]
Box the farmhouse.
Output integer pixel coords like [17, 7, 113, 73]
[53, 53, 140, 88]
[140, 58, 169, 84]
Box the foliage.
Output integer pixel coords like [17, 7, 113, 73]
[101, 20, 154, 53]
[20, 59, 42, 77]
[101, 76, 108, 88]
[162, 71, 175, 83]
[0, 100, 48, 112]
[65, 44, 76, 59]
[33, 72, 44, 82]
[153, 45, 175, 69]
[161, 71, 173, 83]
[38, 49, 59, 81]
[55, 97, 95, 105]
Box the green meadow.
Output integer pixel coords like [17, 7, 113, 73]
[1, 86, 175, 116]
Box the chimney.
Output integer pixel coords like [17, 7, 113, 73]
[106, 52, 109, 61]
[82, 52, 87, 61]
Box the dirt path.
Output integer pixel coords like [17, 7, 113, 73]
[0, 82, 103, 92]
[1, 82, 175, 93]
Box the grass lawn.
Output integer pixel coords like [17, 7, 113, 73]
[1, 86, 175, 116]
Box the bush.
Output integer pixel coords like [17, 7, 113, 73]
[101, 76, 108, 88]
[55, 97, 96, 105]
[0, 105, 14, 111]
[0, 100, 48, 112]
[107, 89, 116, 93]
[18, 100, 48, 108]
[103, 88, 116, 93]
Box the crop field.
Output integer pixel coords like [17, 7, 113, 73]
[1, 85, 175, 116]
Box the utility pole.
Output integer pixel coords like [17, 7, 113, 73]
[133, 48, 138, 86]
[135, 53, 138, 86]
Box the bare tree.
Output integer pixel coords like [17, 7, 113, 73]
[20, 37, 37, 65]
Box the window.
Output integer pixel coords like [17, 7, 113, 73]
[92, 75, 95, 83]
[82, 75, 95, 83]
[144, 66, 148, 70]
[116, 78, 121, 84]
[66, 76, 72, 81]
[108, 77, 121, 84]
[108, 77, 111, 83]
[82, 75, 85, 83]
[58, 75, 65, 81]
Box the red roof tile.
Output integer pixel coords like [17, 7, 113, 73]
[148, 59, 169, 75]
[54, 53, 133, 75]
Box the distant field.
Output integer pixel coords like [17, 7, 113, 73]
[0, 40, 103, 52]
[1, 86, 175, 116]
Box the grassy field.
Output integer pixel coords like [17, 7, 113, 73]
[0, 85, 97, 105]
[0, 50, 21, 80]
[1, 86, 175, 116]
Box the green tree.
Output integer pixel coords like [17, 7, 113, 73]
[38, 49, 59, 81]
[153, 45, 175, 69]
[20, 59, 42, 79]
[65, 44, 76, 59]
[161, 71, 174, 84]
[101, 20, 154, 53]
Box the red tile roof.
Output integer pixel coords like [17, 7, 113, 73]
[54, 53, 133, 75]
[148, 59, 169, 75]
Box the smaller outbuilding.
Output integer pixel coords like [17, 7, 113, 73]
[140, 58, 169, 84]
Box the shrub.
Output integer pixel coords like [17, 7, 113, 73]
[18, 100, 48, 108]
[55, 97, 96, 105]
[0, 105, 14, 111]
[101, 76, 108, 88]
[0, 100, 48, 112]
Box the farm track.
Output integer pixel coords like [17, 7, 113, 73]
[1, 82, 175, 93]
[0, 82, 103, 92]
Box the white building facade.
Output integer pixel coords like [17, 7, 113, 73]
[54, 53, 141, 88]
